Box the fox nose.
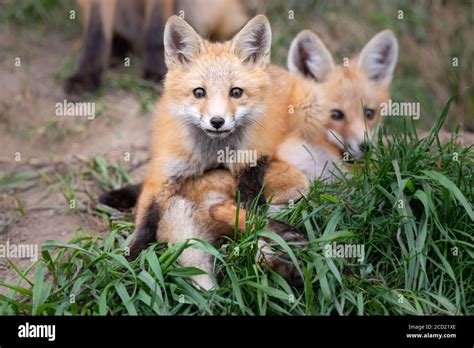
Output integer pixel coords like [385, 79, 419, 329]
[210, 116, 225, 130]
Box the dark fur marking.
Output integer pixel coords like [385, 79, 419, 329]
[110, 33, 133, 66]
[298, 41, 317, 80]
[98, 184, 142, 211]
[128, 200, 160, 260]
[236, 156, 269, 208]
[64, 2, 106, 94]
[143, 4, 167, 83]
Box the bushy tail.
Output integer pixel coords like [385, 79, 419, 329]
[98, 183, 142, 210]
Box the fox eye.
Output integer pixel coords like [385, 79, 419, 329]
[230, 87, 243, 99]
[193, 88, 206, 99]
[330, 109, 345, 121]
[364, 108, 375, 120]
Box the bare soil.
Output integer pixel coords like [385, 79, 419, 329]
[0, 27, 151, 289]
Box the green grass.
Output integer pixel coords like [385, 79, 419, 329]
[0, 0, 77, 28]
[1, 101, 473, 315]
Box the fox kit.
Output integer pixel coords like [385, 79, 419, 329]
[281, 29, 399, 180]
[65, 0, 248, 94]
[129, 15, 309, 260]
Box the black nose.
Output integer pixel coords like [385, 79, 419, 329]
[359, 142, 369, 153]
[210, 117, 225, 129]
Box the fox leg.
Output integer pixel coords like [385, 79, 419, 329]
[129, 177, 180, 259]
[159, 196, 217, 290]
[210, 201, 304, 239]
[128, 182, 160, 259]
[65, 0, 116, 94]
[142, 0, 173, 83]
[235, 156, 269, 208]
[209, 200, 248, 232]
[263, 160, 310, 205]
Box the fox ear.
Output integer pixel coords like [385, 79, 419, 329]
[164, 15, 204, 68]
[230, 15, 272, 67]
[358, 30, 398, 85]
[288, 30, 334, 81]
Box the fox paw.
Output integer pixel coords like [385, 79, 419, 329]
[257, 220, 308, 286]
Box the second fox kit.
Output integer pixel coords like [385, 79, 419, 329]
[128, 15, 312, 260]
[101, 28, 399, 288]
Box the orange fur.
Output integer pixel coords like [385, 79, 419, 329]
[317, 63, 390, 147]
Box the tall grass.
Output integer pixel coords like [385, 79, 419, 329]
[0, 103, 473, 315]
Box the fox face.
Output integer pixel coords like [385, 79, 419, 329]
[163, 15, 271, 139]
[288, 30, 398, 159]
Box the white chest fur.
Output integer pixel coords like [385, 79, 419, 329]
[277, 138, 342, 182]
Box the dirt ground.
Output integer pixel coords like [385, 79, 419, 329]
[0, 27, 151, 289]
[0, 25, 473, 292]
